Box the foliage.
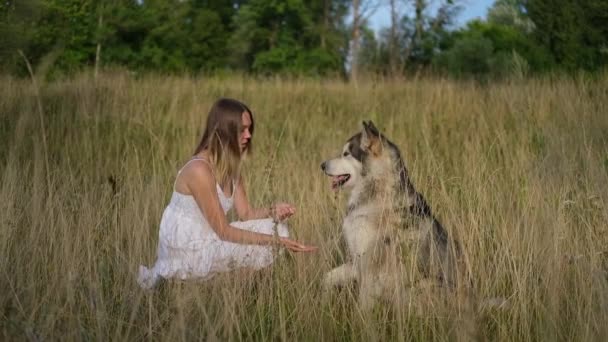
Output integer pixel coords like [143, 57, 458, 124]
[434, 19, 553, 78]
[525, 0, 608, 72]
[357, 0, 461, 76]
[230, 0, 348, 76]
[0, 0, 42, 73]
[0, 0, 606, 78]
[488, 0, 534, 33]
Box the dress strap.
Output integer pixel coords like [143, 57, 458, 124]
[173, 157, 214, 192]
[178, 158, 212, 174]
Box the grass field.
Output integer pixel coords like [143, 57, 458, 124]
[1, 71, 608, 341]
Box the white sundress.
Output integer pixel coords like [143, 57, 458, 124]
[137, 158, 289, 290]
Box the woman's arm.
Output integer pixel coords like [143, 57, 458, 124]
[233, 178, 270, 221]
[183, 163, 314, 252]
[185, 163, 277, 245]
[233, 176, 297, 221]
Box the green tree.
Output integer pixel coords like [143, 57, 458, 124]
[99, 0, 235, 73]
[433, 20, 552, 78]
[358, 0, 460, 76]
[488, 0, 534, 33]
[230, 0, 348, 75]
[95, 1, 149, 71]
[0, 0, 42, 74]
[357, 26, 386, 75]
[139, 0, 232, 72]
[525, 0, 608, 71]
[435, 33, 496, 77]
[3, 0, 238, 75]
[4, 0, 131, 77]
[11, 0, 100, 76]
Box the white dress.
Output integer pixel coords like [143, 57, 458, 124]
[137, 158, 289, 290]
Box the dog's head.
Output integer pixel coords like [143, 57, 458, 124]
[321, 120, 393, 191]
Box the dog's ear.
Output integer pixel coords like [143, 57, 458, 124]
[361, 120, 369, 131]
[360, 120, 381, 155]
[366, 120, 380, 137]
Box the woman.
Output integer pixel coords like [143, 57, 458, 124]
[138, 98, 316, 289]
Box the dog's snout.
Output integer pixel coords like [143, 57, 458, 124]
[320, 162, 326, 171]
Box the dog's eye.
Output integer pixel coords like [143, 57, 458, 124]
[343, 151, 349, 157]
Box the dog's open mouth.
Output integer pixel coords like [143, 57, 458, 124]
[331, 174, 351, 190]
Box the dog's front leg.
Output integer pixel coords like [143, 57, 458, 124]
[358, 273, 383, 313]
[322, 263, 358, 290]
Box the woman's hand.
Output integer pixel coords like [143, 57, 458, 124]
[271, 203, 296, 221]
[279, 237, 317, 253]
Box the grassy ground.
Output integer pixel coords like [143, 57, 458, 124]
[1, 71, 608, 341]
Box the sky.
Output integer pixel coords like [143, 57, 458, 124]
[369, 0, 495, 31]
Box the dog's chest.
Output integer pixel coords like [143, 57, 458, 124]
[342, 205, 382, 257]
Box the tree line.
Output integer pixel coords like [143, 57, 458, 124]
[1, 0, 607, 80]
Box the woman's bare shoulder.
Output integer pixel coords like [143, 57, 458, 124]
[184, 159, 213, 176]
[174, 159, 215, 194]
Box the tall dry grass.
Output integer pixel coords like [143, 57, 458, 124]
[1, 71, 607, 341]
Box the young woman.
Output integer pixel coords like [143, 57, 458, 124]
[138, 98, 316, 289]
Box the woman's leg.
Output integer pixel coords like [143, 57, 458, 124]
[207, 219, 289, 272]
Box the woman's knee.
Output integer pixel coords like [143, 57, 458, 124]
[276, 222, 289, 238]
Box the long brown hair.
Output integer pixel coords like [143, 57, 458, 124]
[194, 98, 254, 186]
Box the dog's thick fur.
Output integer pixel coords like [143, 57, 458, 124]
[321, 121, 470, 311]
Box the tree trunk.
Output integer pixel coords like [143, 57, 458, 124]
[95, 11, 103, 80]
[389, 0, 398, 75]
[351, 0, 360, 83]
[321, 0, 329, 49]
[269, 21, 278, 49]
[414, 0, 424, 47]
[401, 0, 425, 72]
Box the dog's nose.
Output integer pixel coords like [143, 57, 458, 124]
[320, 162, 326, 171]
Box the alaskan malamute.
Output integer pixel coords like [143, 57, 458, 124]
[321, 121, 470, 311]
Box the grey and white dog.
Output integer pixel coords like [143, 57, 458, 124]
[321, 121, 470, 311]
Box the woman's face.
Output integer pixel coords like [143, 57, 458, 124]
[240, 111, 252, 152]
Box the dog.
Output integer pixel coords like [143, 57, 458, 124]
[320, 120, 470, 312]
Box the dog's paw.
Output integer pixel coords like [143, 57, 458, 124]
[321, 273, 336, 291]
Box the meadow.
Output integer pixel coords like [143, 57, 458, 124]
[1, 71, 607, 341]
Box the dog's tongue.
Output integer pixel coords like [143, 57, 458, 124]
[331, 175, 348, 191]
